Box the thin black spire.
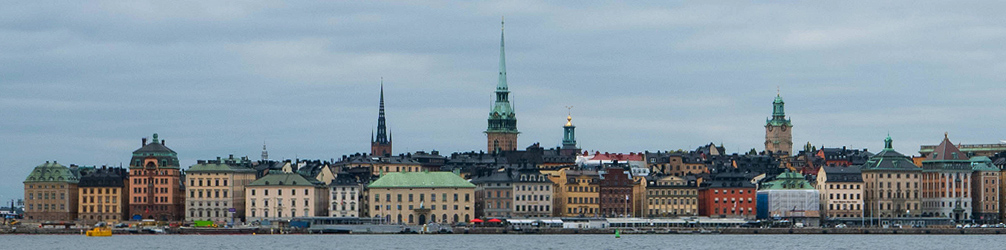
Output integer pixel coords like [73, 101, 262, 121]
[375, 78, 389, 144]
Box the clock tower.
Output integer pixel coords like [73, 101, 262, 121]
[765, 93, 793, 155]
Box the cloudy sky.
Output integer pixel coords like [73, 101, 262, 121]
[2, 1, 1005, 201]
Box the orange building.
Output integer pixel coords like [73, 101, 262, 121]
[128, 134, 185, 221]
[698, 173, 757, 218]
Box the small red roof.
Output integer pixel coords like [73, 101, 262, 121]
[487, 218, 502, 223]
[470, 218, 484, 223]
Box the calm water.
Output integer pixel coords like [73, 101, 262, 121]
[0, 234, 998, 250]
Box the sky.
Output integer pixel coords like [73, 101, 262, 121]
[2, 1, 1005, 201]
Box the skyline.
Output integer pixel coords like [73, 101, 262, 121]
[4, 2, 1006, 202]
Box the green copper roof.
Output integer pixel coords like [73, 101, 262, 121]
[248, 172, 323, 186]
[970, 156, 999, 172]
[861, 136, 920, 172]
[759, 171, 813, 190]
[766, 94, 792, 127]
[24, 161, 79, 184]
[487, 18, 518, 134]
[368, 172, 475, 189]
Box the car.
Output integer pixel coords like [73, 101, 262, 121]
[834, 224, 847, 228]
[114, 223, 129, 228]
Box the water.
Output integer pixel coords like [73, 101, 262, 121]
[0, 234, 995, 250]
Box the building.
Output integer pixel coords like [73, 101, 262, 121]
[329, 172, 366, 218]
[920, 143, 1006, 158]
[511, 168, 553, 218]
[23, 161, 79, 221]
[471, 170, 515, 218]
[368, 172, 475, 225]
[861, 136, 922, 221]
[558, 169, 600, 217]
[756, 171, 820, 227]
[698, 173, 757, 218]
[816, 166, 864, 222]
[77, 167, 128, 224]
[764, 93, 793, 155]
[127, 133, 185, 221]
[371, 81, 393, 157]
[970, 156, 999, 224]
[600, 167, 635, 217]
[245, 172, 328, 222]
[921, 134, 973, 221]
[485, 20, 519, 153]
[185, 155, 257, 224]
[560, 112, 579, 156]
[336, 154, 423, 177]
[645, 175, 698, 218]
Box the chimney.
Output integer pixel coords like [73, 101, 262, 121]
[142, 137, 147, 146]
[161, 140, 165, 145]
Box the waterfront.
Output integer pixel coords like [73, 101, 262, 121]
[1, 234, 997, 250]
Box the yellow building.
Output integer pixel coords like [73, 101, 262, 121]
[368, 172, 475, 225]
[186, 156, 257, 223]
[556, 169, 600, 217]
[645, 175, 698, 217]
[77, 167, 128, 224]
[245, 172, 328, 222]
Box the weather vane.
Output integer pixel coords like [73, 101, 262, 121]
[565, 106, 573, 116]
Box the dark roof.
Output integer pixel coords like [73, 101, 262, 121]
[821, 166, 863, 183]
[79, 167, 128, 187]
[861, 149, 920, 172]
[925, 135, 968, 161]
[133, 141, 175, 154]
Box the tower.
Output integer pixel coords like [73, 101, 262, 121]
[560, 106, 579, 156]
[261, 142, 268, 160]
[486, 18, 519, 153]
[765, 92, 793, 155]
[372, 80, 392, 156]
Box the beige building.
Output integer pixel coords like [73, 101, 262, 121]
[77, 167, 129, 224]
[23, 161, 79, 221]
[862, 136, 922, 219]
[816, 166, 864, 220]
[368, 172, 475, 225]
[645, 175, 698, 217]
[185, 155, 257, 223]
[245, 172, 328, 222]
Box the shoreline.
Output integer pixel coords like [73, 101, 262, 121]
[4, 227, 1005, 235]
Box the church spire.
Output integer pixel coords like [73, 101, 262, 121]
[372, 79, 392, 156]
[498, 16, 507, 92]
[486, 17, 519, 153]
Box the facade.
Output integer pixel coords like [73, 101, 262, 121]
[245, 172, 328, 222]
[23, 161, 80, 221]
[599, 167, 635, 217]
[698, 173, 757, 218]
[77, 167, 128, 224]
[371, 82, 393, 157]
[512, 168, 553, 218]
[485, 20, 519, 153]
[816, 166, 864, 220]
[185, 155, 257, 223]
[127, 134, 185, 221]
[764, 93, 793, 155]
[558, 169, 600, 217]
[645, 175, 698, 217]
[329, 173, 366, 218]
[756, 172, 820, 227]
[970, 156, 999, 224]
[645, 152, 706, 177]
[368, 172, 475, 225]
[920, 135, 973, 221]
[471, 170, 513, 218]
[861, 136, 922, 220]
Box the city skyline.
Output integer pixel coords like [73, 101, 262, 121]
[3, 2, 1006, 203]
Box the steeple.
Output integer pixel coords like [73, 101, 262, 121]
[562, 106, 577, 154]
[372, 79, 392, 156]
[262, 142, 269, 160]
[486, 17, 519, 153]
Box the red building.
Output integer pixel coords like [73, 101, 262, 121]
[600, 166, 635, 217]
[698, 173, 756, 218]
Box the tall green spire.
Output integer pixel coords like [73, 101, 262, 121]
[497, 17, 508, 92]
[487, 17, 517, 134]
[766, 92, 792, 127]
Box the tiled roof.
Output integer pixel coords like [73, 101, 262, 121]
[24, 161, 79, 184]
[925, 135, 968, 161]
[368, 172, 475, 188]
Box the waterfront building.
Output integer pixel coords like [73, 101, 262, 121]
[371, 81, 393, 157]
[329, 173, 366, 218]
[816, 166, 864, 220]
[765, 93, 793, 155]
[920, 134, 973, 221]
[23, 161, 79, 221]
[600, 167, 635, 217]
[485, 20, 519, 153]
[698, 173, 757, 218]
[127, 134, 185, 221]
[185, 155, 257, 224]
[970, 156, 999, 224]
[861, 135, 922, 221]
[245, 172, 328, 222]
[557, 169, 600, 217]
[77, 166, 128, 224]
[756, 171, 820, 227]
[512, 168, 553, 218]
[920, 143, 1006, 158]
[368, 172, 475, 225]
[471, 170, 514, 218]
[645, 175, 698, 217]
